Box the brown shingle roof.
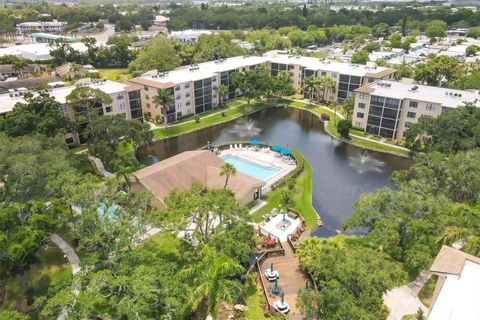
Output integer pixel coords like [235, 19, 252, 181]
[0, 75, 59, 93]
[131, 150, 265, 207]
[430, 245, 480, 276]
[365, 67, 396, 79]
[0, 64, 40, 74]
[354, 86, 375, 94]
[128, 77, 174, 89]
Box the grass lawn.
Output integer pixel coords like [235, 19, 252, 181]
[245, 275, 268, 320]
[152, 96, 408, 157]
[418, 275, 438, 308]
[2, 241, 72, 312]
[97, 68, 131, 82]
[153, 100, 265, 139]
[273, 99, 409, 156]
[252, 151, 319, 230]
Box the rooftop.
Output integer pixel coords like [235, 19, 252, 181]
[428, 246, 480, 320]
[31, 33, 75, 41]
[17, 21, 67, 27]
[131, 150, 265, 209]
[0, 75, 60, 93]
[0, 79, 129, 115]
[0, 42, 91, 60]
[430, 245, 480, 276]
[130, 54, 395, 88]
[130, 55, 269, 86]
[269, 54, 396, 78]
[355, 79, 480, 108]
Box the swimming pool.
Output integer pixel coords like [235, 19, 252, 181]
[221, 154, 282, 181]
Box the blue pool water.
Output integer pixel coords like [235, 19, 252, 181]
[221, 155, 282, 181]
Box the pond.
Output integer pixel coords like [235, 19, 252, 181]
[144, 107, 411, 237]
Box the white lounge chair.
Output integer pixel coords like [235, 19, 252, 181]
[239, 143, 243, 150]
[230, 144, 233, 150]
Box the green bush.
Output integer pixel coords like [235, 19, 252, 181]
[272, 150, 305, 190]
[176, 113, 195, 121]
[195, 115, 200, 123]
[337, 119, 352, 139]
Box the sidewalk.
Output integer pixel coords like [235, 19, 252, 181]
[51, 233, 81, 275]
[383, 272, 430, 320]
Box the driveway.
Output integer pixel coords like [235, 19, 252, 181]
[383, 272, 430, 320]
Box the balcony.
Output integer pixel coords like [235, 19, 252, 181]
[163, 106, 176, 115]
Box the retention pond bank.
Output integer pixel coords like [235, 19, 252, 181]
[144, 107, 411, 236]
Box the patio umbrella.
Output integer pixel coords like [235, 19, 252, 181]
[271, 145, 283, 152]
[250, 139, 261, 145]
[281, 149, 292, 155]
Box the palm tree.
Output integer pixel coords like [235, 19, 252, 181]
[220, 163, 236, 189]
[303, 76, 319, 102]
[70, 63, 82, 79]
[319, 75, 336, 102]
[218, 84, 228, 108]
[152, 89, 174, 125]
[183, 246, 244, 319]
[111, 141, 140, 192]
[439, 204, 480, 256]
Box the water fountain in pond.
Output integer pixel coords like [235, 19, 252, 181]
[348, 150, 385, 174]
[228, 119, 262, 138]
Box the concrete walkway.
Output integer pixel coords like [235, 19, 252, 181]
[51, 234, 81, 320]
[51, 234, 81, 275]
[350, 134, 409, 151]
[88, 156, 115, 178]
[249, 199, 267, 214]
[383, 272, 430, 320]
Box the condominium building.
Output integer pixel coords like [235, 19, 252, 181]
[267, 54, 396, 102]
[0, 79, 143, 145]
[129, 53, 395, 124]
[16, 21, 67, 34]
[352, 78, 480, 139]
[129, 56, 269, 123]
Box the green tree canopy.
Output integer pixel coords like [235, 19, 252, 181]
[343, 186, 455, 273]
[297, 238, 406, 319]
[425, 20, 447, 38]
[351, 50, 369, 64]
[0, 134, 78, 203]
[404, 103, 480, 154]
[85, 114, 152, 170]
[1, 93, 73, 138]
[129, 36, 181, 75]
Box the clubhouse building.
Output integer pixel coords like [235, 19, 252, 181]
[130, 150, 265, 209]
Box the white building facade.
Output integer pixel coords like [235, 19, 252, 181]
[16, 21, 67, 34]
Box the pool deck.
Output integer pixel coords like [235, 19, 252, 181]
[220, 147, 295, 191]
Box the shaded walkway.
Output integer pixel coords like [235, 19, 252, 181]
[51, 233, 81, 320]
[51, 234, 80, 275]
[259, 242, 308, 319]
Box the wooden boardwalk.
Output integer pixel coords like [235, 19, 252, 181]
[259, 242, 309, 320]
